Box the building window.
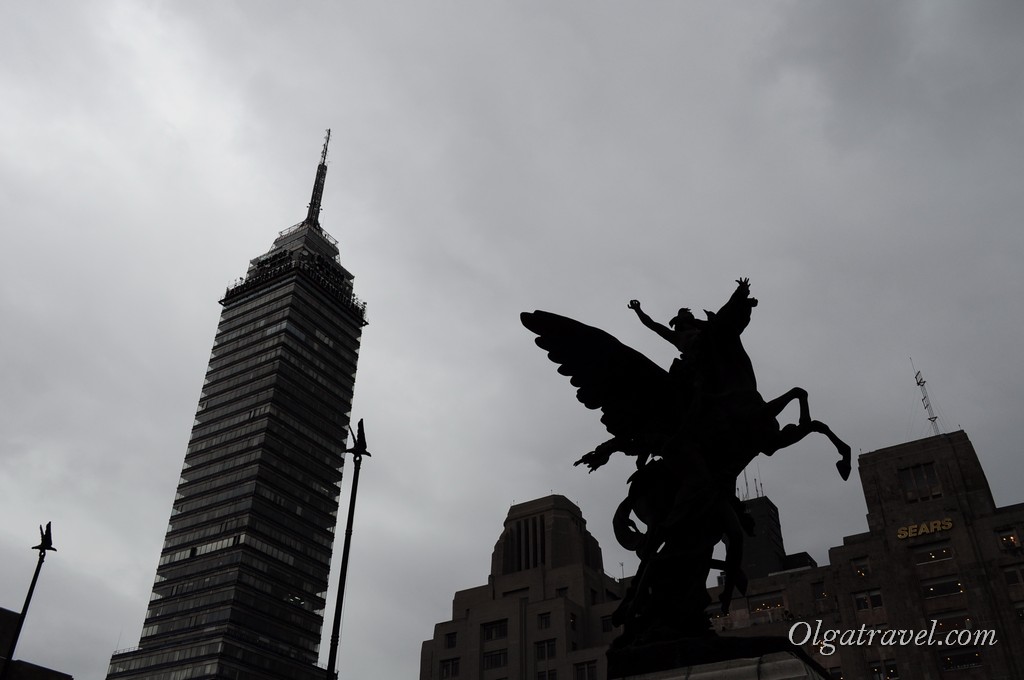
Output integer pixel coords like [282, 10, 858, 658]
[914, 541, 952, 565]
[813, 582, 828, 600]
[503, 514, 546, 572]
[852, 557, 871, 578]
[853, 590, 883, 611]
[898, 462, 942, 503]
[535, 639, 556, 661]
[569, 613, 577, 631]
[444, 632, 457, 648]
[748, 592, 786, 623]
[1003, 564, 1024, 586]
[938, 647, 982, 670]
[705, 604, 729, 621]
[573, 661, 598, 680]
[439, 658, 460, 678]
[482, 619, 508, 641]
[537, 672, 557, 680]
[556, 587, 568, 598]
[997, 529, 1021, 552]
[922, 577, 964, 599]
[934, 611, 974, 633]
[537, 612, 551, 629]
[1015, 603, 1024, 621]
[482, 650, 508, 670]
[868, 659, 899, 680]
[601, 615, 615, 633]
[314, 328, 334, 347]
[750, 592, 784, 611]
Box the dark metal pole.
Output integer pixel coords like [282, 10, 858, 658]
[326, 421, 369, 679]
[1, 523, 55, 680]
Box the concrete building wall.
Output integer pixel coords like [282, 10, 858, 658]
[421, 496, 625, 680]
[710, 431, 1024, 680]
[425, 431, 1024, 680]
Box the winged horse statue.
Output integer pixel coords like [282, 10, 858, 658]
[522, 278, 850, 647]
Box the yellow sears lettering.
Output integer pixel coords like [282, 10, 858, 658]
[896, 518, 953, 540]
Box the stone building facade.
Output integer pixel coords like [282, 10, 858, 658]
[425, 431, 1024, 680]
[710, 431, 1024, 680]
[420, 496, 627, 680]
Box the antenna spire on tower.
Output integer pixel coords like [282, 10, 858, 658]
[911, 358, 942, 437]
[305, 129, 331, 227]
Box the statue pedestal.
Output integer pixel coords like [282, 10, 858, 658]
[607, 636, 828, 680]
[611, 652, 824, 680]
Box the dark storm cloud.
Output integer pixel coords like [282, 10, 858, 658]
[769, 2, 1024, 155]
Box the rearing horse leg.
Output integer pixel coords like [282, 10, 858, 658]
[763, 387, 810, 423]
[811, 420, 852, 480]
[763, 388, 852, 480]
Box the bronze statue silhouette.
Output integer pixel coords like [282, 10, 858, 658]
[522, 278, 850, 662]
[628, 299, 703, 355]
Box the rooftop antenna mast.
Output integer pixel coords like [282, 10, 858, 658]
[306, 129, 331, 228]
[911, 359, 941, 437]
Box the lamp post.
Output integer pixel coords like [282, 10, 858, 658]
[326, 420, 370, 679]
[1, 523, 56, 680]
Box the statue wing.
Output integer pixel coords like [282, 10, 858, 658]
[521, 310, 676, 439]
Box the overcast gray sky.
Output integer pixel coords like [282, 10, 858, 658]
[2, 2, 1023, 679]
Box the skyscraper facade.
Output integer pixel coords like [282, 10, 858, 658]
[107, 134, 365, 680]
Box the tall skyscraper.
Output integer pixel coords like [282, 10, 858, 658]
[107, 132, 366, 680]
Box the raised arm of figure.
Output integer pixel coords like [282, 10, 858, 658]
[628, 300, 682, 350]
